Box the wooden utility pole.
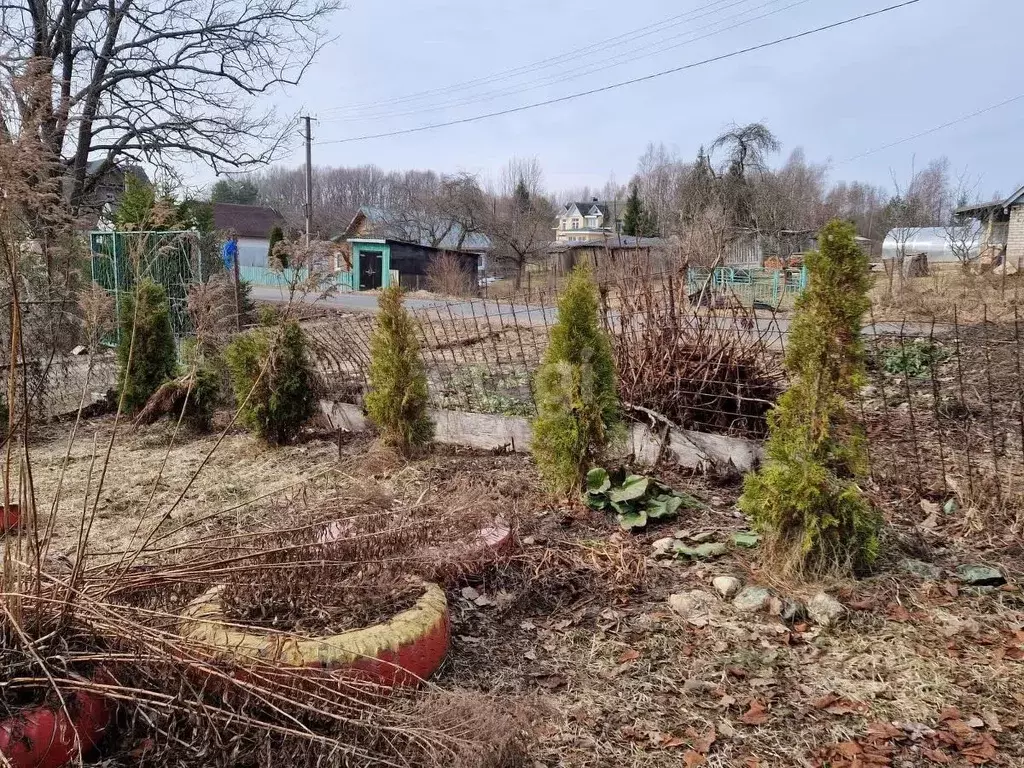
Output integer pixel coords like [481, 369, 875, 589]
[303, 115, 313, 246]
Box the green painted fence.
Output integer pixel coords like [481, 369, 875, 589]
[687, 265, 808, 308]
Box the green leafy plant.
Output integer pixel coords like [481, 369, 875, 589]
[117, 279, 178, 413]
[225, 319, 316, 444]
[878, 339, 947, 378]
[584, 467, 701, 530]
[739, 220, 881, 576]
[532, 264, 619, 494]
[365, 285, 433, 454]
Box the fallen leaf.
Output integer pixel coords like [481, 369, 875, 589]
[981, 710, 1002, 732]
[692, 727, 716, 754]
[740, 700, 769, 725]
[658, 735, 687, 749]
[812, 693, 839, 709]
[718, 720, 736, 739]
[965, 716, 985, 729]
[617, 648, 641, 664]
[834, 741, 864, 758]
[743, 758, 760, 768]
[939, 706, 962, 722]
[717, 694, 736, 709]
[682, 750, 706, 767]
[922, 747, 952, 764]
[534, 674, 564, 691]
[888, 603, 914, 622]
[941, 581, 959, 598]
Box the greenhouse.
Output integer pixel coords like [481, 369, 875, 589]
[881, 225, 982, 264]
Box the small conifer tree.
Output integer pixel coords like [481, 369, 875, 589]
[365, 285, 433, 453]
[117, 279, 178, 413]
[225, 318, 316, 444]
[532, 264, 618, 494]
[739, 220, 881, 576]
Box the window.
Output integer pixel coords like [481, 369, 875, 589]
[571, 218, 580, 229]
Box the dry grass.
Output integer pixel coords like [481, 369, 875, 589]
[870, 267, 1024, 323]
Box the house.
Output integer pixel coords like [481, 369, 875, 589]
[954, 185, 1024, 266]
[213, 202, 285, 268]
[335, 207, 487, 290]
[554, 199, 624, 243]
[74, 160, 151, 228]
[546, 236, 675, 275]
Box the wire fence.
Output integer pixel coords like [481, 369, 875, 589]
[304, 279, 1024, 525]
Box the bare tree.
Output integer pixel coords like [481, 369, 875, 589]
[0, 0, 340, 216]
[482, 158, 553, 289]
[942, 168, 982, 272]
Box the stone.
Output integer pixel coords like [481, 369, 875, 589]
[775, 598, 806, 623]
[668, 590, 718, 627]
[460, 586, 480, 601]
[955, 564, 1005, 586]
[902, 558, 942, 581]
[807, 592, 846, 627]
[712, 576, 742, 599]
[732, 586, 772, 613]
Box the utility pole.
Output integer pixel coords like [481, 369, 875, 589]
[302, 115, 313, 246]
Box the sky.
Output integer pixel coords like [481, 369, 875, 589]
[231, 0, 1023, 198]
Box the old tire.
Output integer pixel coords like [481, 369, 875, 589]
[179, 580, 449, 688]
[0, 689, 111, 768]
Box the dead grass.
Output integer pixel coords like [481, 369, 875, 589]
[10, 419, 1024, 767]
[870, 268, 1024, 323]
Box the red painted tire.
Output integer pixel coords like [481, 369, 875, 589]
[180, 580, 450, 689]
[0, 504, 21, 533]
[0, 689, 111, 768]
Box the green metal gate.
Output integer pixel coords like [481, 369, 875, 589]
[89, 230, 203, 341]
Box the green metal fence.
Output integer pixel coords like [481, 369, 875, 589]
[687, 265, 808, 308]
[240, 265, 355, 291]
[90, 230, 203, 341]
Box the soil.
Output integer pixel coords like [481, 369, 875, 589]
[13, 416, 1024, 767]
[221, 576, 424, 635]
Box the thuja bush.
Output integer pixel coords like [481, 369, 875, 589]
[117, 279, 178, 412]
[365, 285, 433, 454]
[532, 264, 619, 495]
[739, 220, 881, 576]
[225, 317, 317, 444]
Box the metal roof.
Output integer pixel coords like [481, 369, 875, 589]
[955, 184, 1024, 216]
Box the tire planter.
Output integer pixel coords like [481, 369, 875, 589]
[179, 580, 449, 688]
[0, 689, 111, 768]
[0, 504, 21, 533]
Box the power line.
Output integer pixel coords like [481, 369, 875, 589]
[316, 0, 751, 116]
[314, 1, 922, 147]
[318, 0, 811, 126]
[838, 92, 1024, 164]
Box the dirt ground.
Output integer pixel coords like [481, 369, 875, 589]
[19, 418, 1023, 767]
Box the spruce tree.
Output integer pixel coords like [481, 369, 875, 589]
[532, 264, 618, 494]
[365, 285, 433, 454]
[738, 220, 880, 576]
[622, 184, 657, 237]
[622, 184, 643, 237]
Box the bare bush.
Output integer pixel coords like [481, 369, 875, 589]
[427, 253, 476, 297]
[607, 268, 784, 437]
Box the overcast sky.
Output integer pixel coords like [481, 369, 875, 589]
[245, 0, 1021, 197]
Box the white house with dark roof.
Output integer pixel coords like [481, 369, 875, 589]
[213, 202, 285, 268]
[554, 199, 623, 243]
[955, 185, 1024, 266]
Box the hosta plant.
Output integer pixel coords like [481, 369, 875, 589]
[584, 467, 702, 530]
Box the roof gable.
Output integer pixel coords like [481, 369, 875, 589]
[213, 203, 284, 239]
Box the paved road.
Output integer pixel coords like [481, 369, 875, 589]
[250, 285, 557, 325]
[250, 285, 938, 338]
